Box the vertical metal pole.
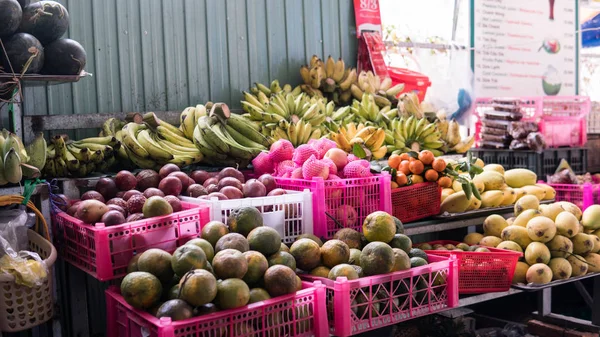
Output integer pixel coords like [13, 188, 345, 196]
[537, 288, 552, 318]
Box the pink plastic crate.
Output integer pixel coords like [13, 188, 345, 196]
[474, 96, 591, 148]
[546, 183, 599, 211]
[391, 183, 441, 223]
[417, 240, 522, 294]
[275, 173, 392, 239]
[105, 282, 329, 337]
[301, 254, 458, 337]
[52, 202, 210, 281]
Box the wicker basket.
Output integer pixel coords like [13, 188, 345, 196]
[0, 194, 57, 332]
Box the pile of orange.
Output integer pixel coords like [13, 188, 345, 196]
[386, 150, 453, 189]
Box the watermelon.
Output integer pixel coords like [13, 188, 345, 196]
[42, 38, 86, 75]
[0, 0, 22, 38]
[1, 33, 44, 74]
[20, 1, 69, 45]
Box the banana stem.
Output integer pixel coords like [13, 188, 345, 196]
[210, 103, 231, 124]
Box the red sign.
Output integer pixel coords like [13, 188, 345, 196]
[353, 0, 382, 37]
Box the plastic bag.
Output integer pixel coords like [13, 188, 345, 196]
[0, 209, 48, 287]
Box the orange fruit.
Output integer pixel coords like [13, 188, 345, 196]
[408, 157, 417, 162]
[408, 160, 424, 175]
[399, 153, 410, 161]
[388, 154, 402, 169]
[411, 175, 424, 184]
[418, 150, 434, 165]
[432, 158, 447, 172]
[437, 176, 452, 188]
[391, 181, 399, 189]
[424, 170, 439, 182]
[395, 173, 408, 187]
[398, 160, 411, 175]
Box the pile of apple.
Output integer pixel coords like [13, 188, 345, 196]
[252, 138, 373, 181]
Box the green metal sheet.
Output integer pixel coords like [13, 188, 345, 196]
[15, 0, 357, 129]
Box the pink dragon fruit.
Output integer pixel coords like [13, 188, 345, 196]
[308, 138, 337, 159]
[292, 144, 318, 166]
[322, 158, 338, 176]
[302, 155, 329, 180]
[252, 151, 274, 175]
[275, 160, 295, 177]
[269, 139, 294, 163]
[343, 160, 372, 178]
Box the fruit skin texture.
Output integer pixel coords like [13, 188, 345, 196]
[185, 238, 214, 263]
[320, 239, 350, 268]
[201, 221, 229, 247]
[391, 248, 411, 271]
[567, 254, 589, 277]
[360, 242, 395, 276]
[463, 233, 483, 245]
[310, 266, 331, 278]
[483, 215, 509, 237]
[513, 209, 542, 227]
[215, 233, 249, 253]
[556, 202, 583, 221]
[547, 235, 574, 258]
[582, 205, 600, 230]
[501, 225, 532, 249]
[526, 263, 552, 285]
[526, 217, 556, 243]
[479, 236, 502, 248]
[554, 211, 579, 238]
[290, 239, 321, 271]
[333, 228, 362, 249]
[440, 191, 470, 214]
[247, 227, 281, 256]
[120, 271, 162, 309]
[362, 211, 396, 243]
[473, 171, 506, 191]
[548, 258, 572, 280]
[137, 249, 174, 284]
[504, 169, 537, 188]
[75, 200, 109, 224]
[514, 195, 540, 217]
[227, 206, 264, 237]
[215, 278, 250, 310]
[585, 253, 600, 273]
[572, 233, 594, 255]
[143, 196, 173, 218]
[156, 299, 193, 321]
[242, 251, 268, 285]
[263, 265, 298, 297]
[496, 241, 523, 254]
[512, 261, 529, 284]
[171, 244, 207, 276]
[212, 249, 248, 279]
[524, 242, 551, 265]
[328, 264, 359, 281]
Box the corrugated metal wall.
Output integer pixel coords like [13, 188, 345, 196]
[18, 0, 357, 122]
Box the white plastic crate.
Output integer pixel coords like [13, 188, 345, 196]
[589, 101, 600, 134]
[180, 189, 313, 243]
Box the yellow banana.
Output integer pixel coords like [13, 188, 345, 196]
[332, 58, 346, 83]
[137, 129, 174, 161]
[325, 56, 335, 78]
[372, 146, 387, 160]
[122, 123, 150, 158]
[300, 65, 311, 85]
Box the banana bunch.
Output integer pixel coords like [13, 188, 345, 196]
[386, 117, 444, 156]
[0, 130, 44, 185]
[397, 92, 424, 119]
[193, 103, 271, 167]
[349, 93, 399, 127]
[350, 70, 405, 108]
[179, 104, 208, 140]
[44, 134, 119, 177]
[330, 123, 387, 160]
[436, 118, 475, 154]
[300, 55, 356, 105]
[241, 92, 325, 146]
[118, 112, 204, 170]
[100, 117, 126, 137]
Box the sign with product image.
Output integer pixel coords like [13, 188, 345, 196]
[472, 0, 578, 97]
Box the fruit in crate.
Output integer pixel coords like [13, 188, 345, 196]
[329, 122, 387, 160]
[384, 150, 453, 189]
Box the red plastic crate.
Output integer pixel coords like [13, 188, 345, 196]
[105, 282, 329, 337]
[391, 182, 441, 223]
[474, 96, 591, 148]
[546, 183, 599, 211]
[275, 173, 392, 240]
[52, 202, 210, 281]
[417, 240, 522, 294]
[388, 67, 432, 102]
[301, 254, 458, 337]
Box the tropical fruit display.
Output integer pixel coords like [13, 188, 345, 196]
[0, 129, 45, 185]
[460, 201, 600, 286]
[120, 208, 301, 321]
[384, 150, 453, 189]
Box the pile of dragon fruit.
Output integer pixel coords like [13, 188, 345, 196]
[252, 139, 373, 180]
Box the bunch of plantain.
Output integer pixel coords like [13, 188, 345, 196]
[397, 92, 424, 119]
[435, 112, 475, 154]
[329, 122, 387, 160]
[118, 112, 204, 170]
[43, 134, 119, 177]
[300, 55, 357, 105]
[241, 91, 325, 147]
[193, 103, 271, 167]
[0, 130, 45, 185]
[349, 70, 405, 107]
[349, 93, 400, 127]
[386, 117, 445, 156]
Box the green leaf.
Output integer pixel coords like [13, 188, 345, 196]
[471, 183, 481, 200]
[467, 151, 474, 164]
[470, 164, 484, 175]
[407, 151, 419, 159]
[462, 182, 472, 200]
[353, 143, 367, 159]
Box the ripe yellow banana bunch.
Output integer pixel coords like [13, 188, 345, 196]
[435, 116, 475, 154]
[330, 123, 387, 160]
[179, 104, 208, 140]
[44, 134, 119, 177]
[397, 92, 424, 119]
[300, 55, 357, 105]
[350, 70, 405, 108]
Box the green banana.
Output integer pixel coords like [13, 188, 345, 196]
[137, 129, 174, 161]
[227, 114, 271, 147]
[4, 149, 22, 184]
[122, 123, 150, 158]
[25, 133, 47, 170]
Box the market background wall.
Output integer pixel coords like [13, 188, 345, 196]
[7, 0, 357, 134]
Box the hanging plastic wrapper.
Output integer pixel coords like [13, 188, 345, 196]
[0, 209, 48, 287]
